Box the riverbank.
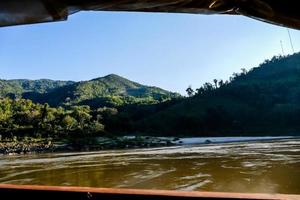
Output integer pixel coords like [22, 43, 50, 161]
[0, 140, 54, 155]
[0, 136, 176, 155]
[0, 136, 295, 155]
[171, 136, 294, 145]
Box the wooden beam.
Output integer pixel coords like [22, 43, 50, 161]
[0, 184, 299, 200]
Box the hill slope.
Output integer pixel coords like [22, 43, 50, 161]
[2, 54, 300, 137]
[119, 53, 300, 136]
[6, 74, 180, 107]
[0, 79, 74, 98]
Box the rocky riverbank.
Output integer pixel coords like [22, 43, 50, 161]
[0, 141, 55, 155]
[0, 136, 178, 155]
[0, 136, 294, 155]
[60, 136, 178, 152]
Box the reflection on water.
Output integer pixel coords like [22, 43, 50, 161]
[0, 139, 300, 194]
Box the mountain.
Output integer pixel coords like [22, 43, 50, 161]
[113, 53, 300, 136]
[2, 54, 300, 138]
[0, 79, 75, 98]
[1, 74, 180, 107]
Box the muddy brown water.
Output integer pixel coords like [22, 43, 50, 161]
[0, 138, 299, 194]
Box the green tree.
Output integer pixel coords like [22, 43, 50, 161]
[213, 79, 218, 88]
[61, 115, 77, 131]
[71, 106, 92, 130]
[186, 86, 194, 97]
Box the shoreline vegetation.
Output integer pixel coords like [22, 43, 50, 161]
[1, 54, 300, 155]
[0, 136, 177, 155]
[0, 136, 294, 155]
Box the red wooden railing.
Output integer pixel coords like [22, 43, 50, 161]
[0, 184, 299, 200]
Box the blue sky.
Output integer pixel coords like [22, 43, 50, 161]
[0, 11, 299, 94]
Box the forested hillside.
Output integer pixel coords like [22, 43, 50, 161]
[0, 79, 74, 98]
[1, 74, 180, 108]
[112, 53, 300, 136]
[0, 74, 180, 139]
[1, 53, 300, 140]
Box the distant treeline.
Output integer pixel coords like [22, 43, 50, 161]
[0, 98, 116, 139]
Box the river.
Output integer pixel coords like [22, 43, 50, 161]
[0, 138, 299, 194]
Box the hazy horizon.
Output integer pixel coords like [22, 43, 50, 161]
[1, 11, 300, 95]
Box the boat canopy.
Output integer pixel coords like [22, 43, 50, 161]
[0, 0, 299, 29]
